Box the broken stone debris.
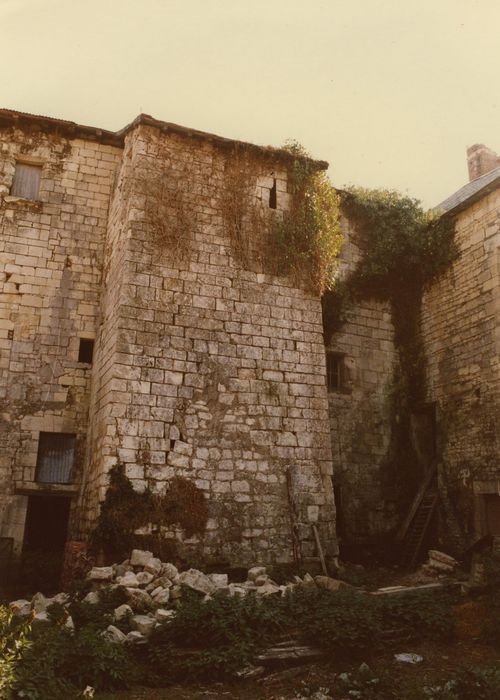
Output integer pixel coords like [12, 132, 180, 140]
[394, 652, 424, 664]
[422, 550, 459, 575]
[8, 549, 351, 647]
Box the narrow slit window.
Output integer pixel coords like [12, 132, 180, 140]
[269, 178, 277, 209]
[326, 351, 345, 391]
[35, 432, 76, 484]
[78, 338, 94, 363]
[10, 163, 42, 200]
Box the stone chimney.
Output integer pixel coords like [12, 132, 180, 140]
[467, 144, 500, 181]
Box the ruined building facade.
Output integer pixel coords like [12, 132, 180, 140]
[326, 144, 500, 554]
[0, 110, 337, 573]
[0, 108, 498, 578]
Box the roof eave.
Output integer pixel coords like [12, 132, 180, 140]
[438, 175, 500, 217]
[0, 108, 329, 170]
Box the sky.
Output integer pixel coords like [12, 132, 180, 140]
[1, 0, 499, 208]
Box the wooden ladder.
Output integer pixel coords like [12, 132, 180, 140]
[400, 489, 438, 569]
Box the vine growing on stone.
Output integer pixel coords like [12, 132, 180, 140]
[90, 465, 208, 561]
[268, 140, 343, 294]
[322, 187, 457, 506]
[220, 142, 343, 295]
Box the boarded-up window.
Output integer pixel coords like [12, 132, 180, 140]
[35, 432, 76, 484]
[10, 163, 42, 200]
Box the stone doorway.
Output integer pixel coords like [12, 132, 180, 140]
[21, 495, 72, 591]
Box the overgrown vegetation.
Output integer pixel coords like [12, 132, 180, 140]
[90, 465, 208, 561]
[0, 585, 458, 697]
[132, 136, 196, 263]
[220, 142, 342, 295]
[268, 141, 342, 294]
[0, 604, 132, 700]
[135, 587, 455, 683]
[322, 188, 457, 515]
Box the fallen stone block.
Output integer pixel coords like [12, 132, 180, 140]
[125, 587, 152, 611]
[104, 625, 127, 644]
[126, 630, 146, 644]
[31, 593, 49, 614]
[208, 573, 229, 588]
[114, 604, 133, 621]
[178, 568, 216, 595]
[130, 549, 154, 568]
[83, 591, 100, 605]
[153, 588, 170, 605]
[118, 572, 139, 588]
[228, 583, 249, 597]
[9, 599, 31, 616]
[255, 582, 281, 596]
[161, 563, 179, 581]
[136, 571, 154, 587]
[144, 557, 162, 576]
[427, 550, 459, 571]
[87, 566, 114, 582]
[131, 614, 156, 637]
[247, 566, 267, 582]
[155, 608, 176, 623]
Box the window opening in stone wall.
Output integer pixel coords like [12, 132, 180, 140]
[269, 178, 277, 209]
[326, 351, 345, 391]
[35, 432, 76, 484]
[78, 338, 94, 363]
[10, 162, 42, 200]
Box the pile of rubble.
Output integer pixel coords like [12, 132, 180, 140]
[420, 549, 459, 576]
[8, 549, 349, 646]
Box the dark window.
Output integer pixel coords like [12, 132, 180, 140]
[78, 338, 94, 363]
[326, 352, 345, 391]
[10, 163, 42, 200]
[35, 432, 76, 484]
[269, 178, 277, 209]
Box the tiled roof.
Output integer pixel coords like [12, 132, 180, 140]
[436, 166, 500, 214]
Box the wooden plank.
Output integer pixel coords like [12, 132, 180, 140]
[312, 524, 328, 576]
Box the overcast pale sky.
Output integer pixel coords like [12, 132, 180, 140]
[1, 0, 499, 207]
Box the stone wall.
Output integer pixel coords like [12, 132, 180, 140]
[325, 217, 397, 547]
[79, 124, 337, 568]
[422, 189, 500, 550]
[0, 112, 337, 571]
[0, 122, 122, 559]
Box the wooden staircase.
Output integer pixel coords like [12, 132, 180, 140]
[397, 468, 438, 570]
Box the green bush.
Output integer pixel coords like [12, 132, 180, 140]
[0, 607, 32, 699]
[67, 585, 129, 631]
[285, 587, 380, 656]
[379, 591, 455, 642]
[0, 605, 133, 700]
[143, 590, 287, 680]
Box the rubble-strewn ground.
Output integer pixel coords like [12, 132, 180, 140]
[4, 548, 499, 700]
[95, 596, 498, 699]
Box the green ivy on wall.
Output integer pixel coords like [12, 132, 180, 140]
[322, 187, 457, 511]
